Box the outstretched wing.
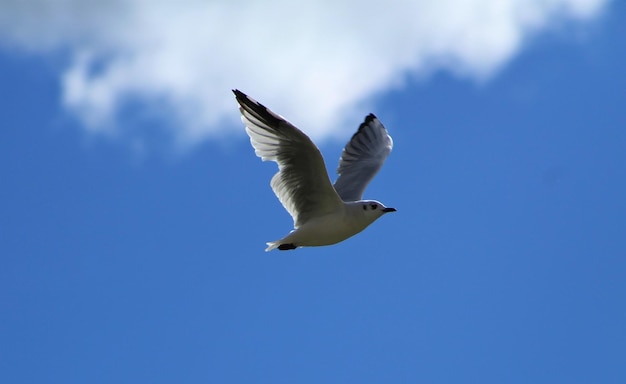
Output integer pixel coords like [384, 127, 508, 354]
[233, 90, 343, 228]
[333, 114, 393, 201]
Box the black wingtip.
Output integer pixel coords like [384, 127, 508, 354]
[232, 89, 256, 108]
[359, 114, 379, 130]
[233, 89, 245, 99]
[348, 113, 381, 141]
[232, 90, 286, 128]
[365, 113, 377, 122]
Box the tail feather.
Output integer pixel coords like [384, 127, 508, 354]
[265, 241, 279, 252]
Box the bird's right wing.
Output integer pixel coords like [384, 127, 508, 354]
[334, 114, 393, 201]
[233, 90, 343, 228]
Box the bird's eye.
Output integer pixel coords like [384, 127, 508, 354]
[371, 204, 377, 209]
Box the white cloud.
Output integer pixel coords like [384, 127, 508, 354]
[0, 0, 609, 145]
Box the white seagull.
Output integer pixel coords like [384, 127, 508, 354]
[234, 90, 396, 251]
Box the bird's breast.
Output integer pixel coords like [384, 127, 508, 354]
[291, 211, 373, 246]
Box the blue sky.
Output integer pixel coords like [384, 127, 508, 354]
[1, 1, 625, 383]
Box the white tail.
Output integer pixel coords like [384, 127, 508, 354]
[265, 241, 279, 252]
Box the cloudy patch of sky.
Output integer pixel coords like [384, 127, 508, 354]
[0, 0, 609, 145]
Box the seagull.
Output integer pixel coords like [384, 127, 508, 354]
[233, 90, 396, 251]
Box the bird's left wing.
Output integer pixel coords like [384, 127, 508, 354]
[333, 114, 393, 201]
[233, 90, 344, 228]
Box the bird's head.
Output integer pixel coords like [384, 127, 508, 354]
[355, 200, 397, 219]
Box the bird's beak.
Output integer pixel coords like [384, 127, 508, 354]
[382, 207, 397, 213]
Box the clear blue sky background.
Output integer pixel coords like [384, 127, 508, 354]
[1, 4, 625, 384]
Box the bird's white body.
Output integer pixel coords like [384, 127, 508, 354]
[266, 200, 389, 251]
[233, 89, 396, 251]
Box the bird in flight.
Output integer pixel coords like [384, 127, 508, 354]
[233, 90, 396, 251]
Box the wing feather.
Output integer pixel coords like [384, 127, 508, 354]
[333, 114, 393, 201]
[233, 90, 343, 227]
